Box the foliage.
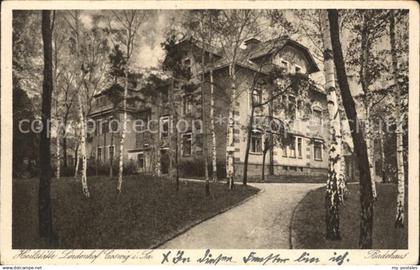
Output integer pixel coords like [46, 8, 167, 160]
[161, 34, 193, 80]
[13, 77, 39, 178]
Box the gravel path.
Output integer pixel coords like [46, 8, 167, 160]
[159, 183, 323, 249]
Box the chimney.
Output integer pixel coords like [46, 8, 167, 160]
[244, 38, 261, 49]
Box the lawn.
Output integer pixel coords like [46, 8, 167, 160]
[13, 175, 259, 249]
[292, 183, 408, 249]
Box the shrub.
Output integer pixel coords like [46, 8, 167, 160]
[178, 158, 226, 179]
[123, 160, 138, 176]
[179, 158, 205, 178]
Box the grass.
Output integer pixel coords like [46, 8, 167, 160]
[292, 183, 408, 249]
[251, 174, 328, 183]
[13, 175, 259, 249]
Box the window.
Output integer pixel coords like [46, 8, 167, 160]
[295, 65, 302, 73]
[183, 94, 193, 115]
[101, 120, 109, 134]
[184, 58, 191, 75]
[97, 147, 102, 162]
[314, 141, 323, 161]
[282, 143, 287, 157]
[137, 153, 144, 169]
[297, 137, 302, 158]
[313, 108, 322, 126]
[251, 130, 263, 154]
[182, 133, 192, 157]
[252, 84, 263, 105]
[195, 133, 204, 155]
[103, 147, 108, 161]
[160, 116, 169, 138]
[139, 110, 151, 131]
[96, 120, 100, 135]
[297, 100, 303, 118]
[288, 96, 296, 117]
[87, 120, 95, 135]
[109, 145, 114, 160]
[289, 136, 296, 158]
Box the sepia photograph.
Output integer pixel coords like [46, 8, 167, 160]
[1, 0, 419, 266]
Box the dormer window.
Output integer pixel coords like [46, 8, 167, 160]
[280, 59, 289, 73]
[295, 65, 302, 73]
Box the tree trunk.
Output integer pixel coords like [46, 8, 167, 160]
[210, 69, 218, 182]
[379, 128, 386, 183]
[74, 143, 79, 178]
[39, 10, 54, 240]
[117, 70, 128, 193]
[109, 132, 114, 178]
[390, 11, 405, 228]
[365, 104, 377, 199]
[77, 93, 90, 197]
[154, 101, 161, 177]
[169, 79, 179, 191]
[63, 135, 67, 169]
[201, 44, 210, 196]
[268, 87, 274, 176]
[328, 9, 374, 248]
[321, 11, 344, 240]
[56, 125, 60, 179]
[243, 101, 255, 185]
[72, 13, 89, 197]
[226, 64, 236, 189]
[262, 149, 267, 182]
[174, 116, 179, 192]
[359, 14, 377, 200]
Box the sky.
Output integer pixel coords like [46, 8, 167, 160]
[78, 10, 323, 71]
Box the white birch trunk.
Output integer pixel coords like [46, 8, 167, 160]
[74, 150, 80, 178]
[210, 69, 217, 182]
[379, 128, 386, 182]
[226, 64, 236, 189]
[390, 10, 405, 227]
[321, 11, 344, 239]
[77, 94, 90, 197]
[365, 105, 377, 199]
[395, 120, 405, 226]
[117, 71, 128, 193]
[74, 144, 80, 178]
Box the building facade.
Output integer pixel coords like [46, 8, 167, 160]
[87, 36, 330, 178]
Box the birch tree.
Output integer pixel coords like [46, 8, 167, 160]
[389, 10, 407, 228]
[106, 11, 148, 193]
[212, 10, 262, 188]
[328, 9, 374, 248]
[344, 10, 391, 199]
[185, 10, 220, 193]
[320, 10, 344, 240]
[64, 11, 109, 196]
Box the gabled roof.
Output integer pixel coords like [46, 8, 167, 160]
[246, 37, 320, 73]
[173, 35, 223, 57]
